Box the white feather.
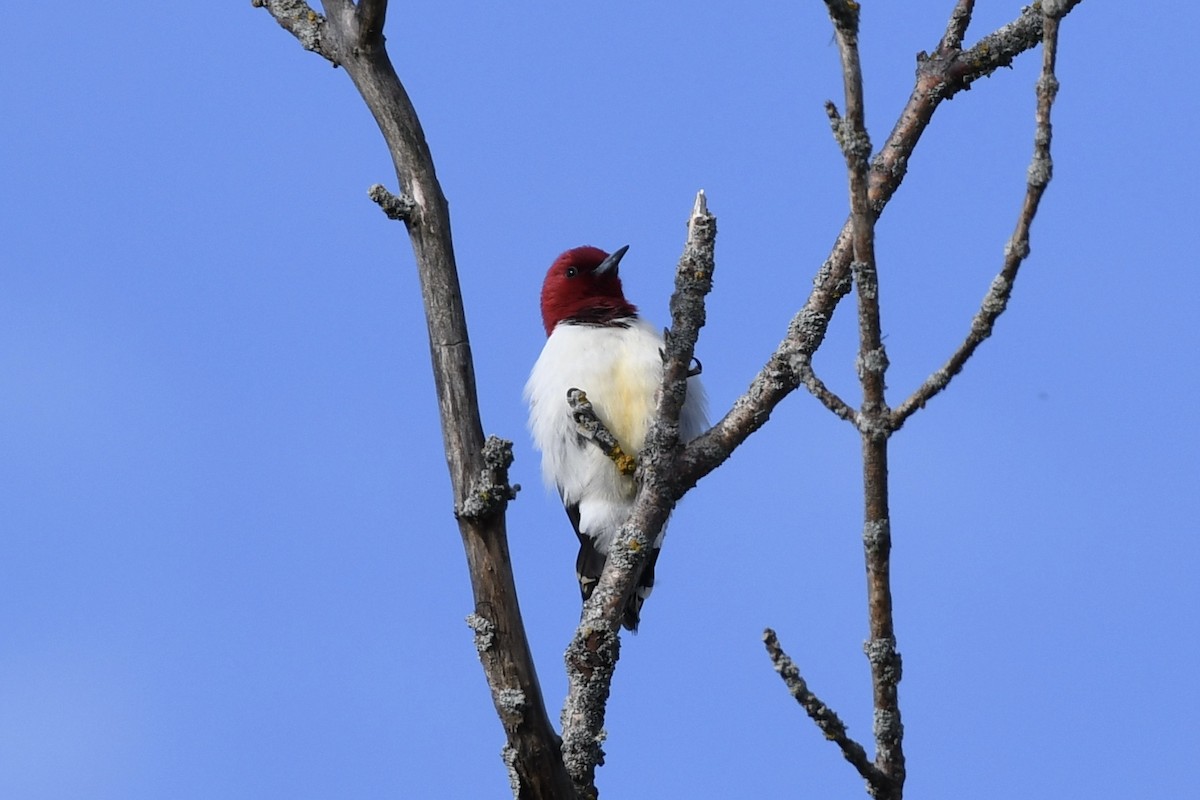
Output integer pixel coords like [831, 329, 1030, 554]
[524, 317, 708, 554]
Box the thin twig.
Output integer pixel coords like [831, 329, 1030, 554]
[891, 0, 1076, 430]
[763, 628, 889, 790]
[823, 2, 887, 423]
[796, 359, 857, 423]
[937, 0, 976, 54]
[251, 0, 327, 58]
[368, 183, 416, 221]
[456, 436, 521, 521]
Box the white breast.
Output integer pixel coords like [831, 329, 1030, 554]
[525, 317, 708, 552]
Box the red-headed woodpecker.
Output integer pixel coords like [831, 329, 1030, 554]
[524, 245, 708, 631]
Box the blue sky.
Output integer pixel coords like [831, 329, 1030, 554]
[2, 2, 1196, 798]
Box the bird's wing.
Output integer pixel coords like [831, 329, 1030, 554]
[563, 499, 604, 603]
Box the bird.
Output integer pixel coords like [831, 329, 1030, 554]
[524, 245, 708, 631]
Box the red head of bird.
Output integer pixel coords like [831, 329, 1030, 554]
[539, 245, 637, 336]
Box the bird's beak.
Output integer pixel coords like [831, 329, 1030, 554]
[595, 245, 630, 276]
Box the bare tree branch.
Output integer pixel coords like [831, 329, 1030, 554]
[560, 191, 717, 799]
[937, 0, 976, 54]
[252, 0, 327, 57]
[355, 0, 387, 37]
[456, 436, 521, 521]
[368, 183, 415, 222]
[763, 628, 888, 790]
[797, 359, 857, 423]
[255, 2, 572, 797]
[891, 0, 1078, 430]
[257, 2, 1087, 796]
[677, 0, 1084, 491]
[657, 191, 717, 448]
[823, 3, 906, 796]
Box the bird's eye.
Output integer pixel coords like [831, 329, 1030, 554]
[565, 267, 578, 278]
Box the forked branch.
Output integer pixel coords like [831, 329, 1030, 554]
[679, 2, 1082, 488]
[891, 0, 1079, 429]
[764, 629, 888, 789]
[764, 3, 1080, 799]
